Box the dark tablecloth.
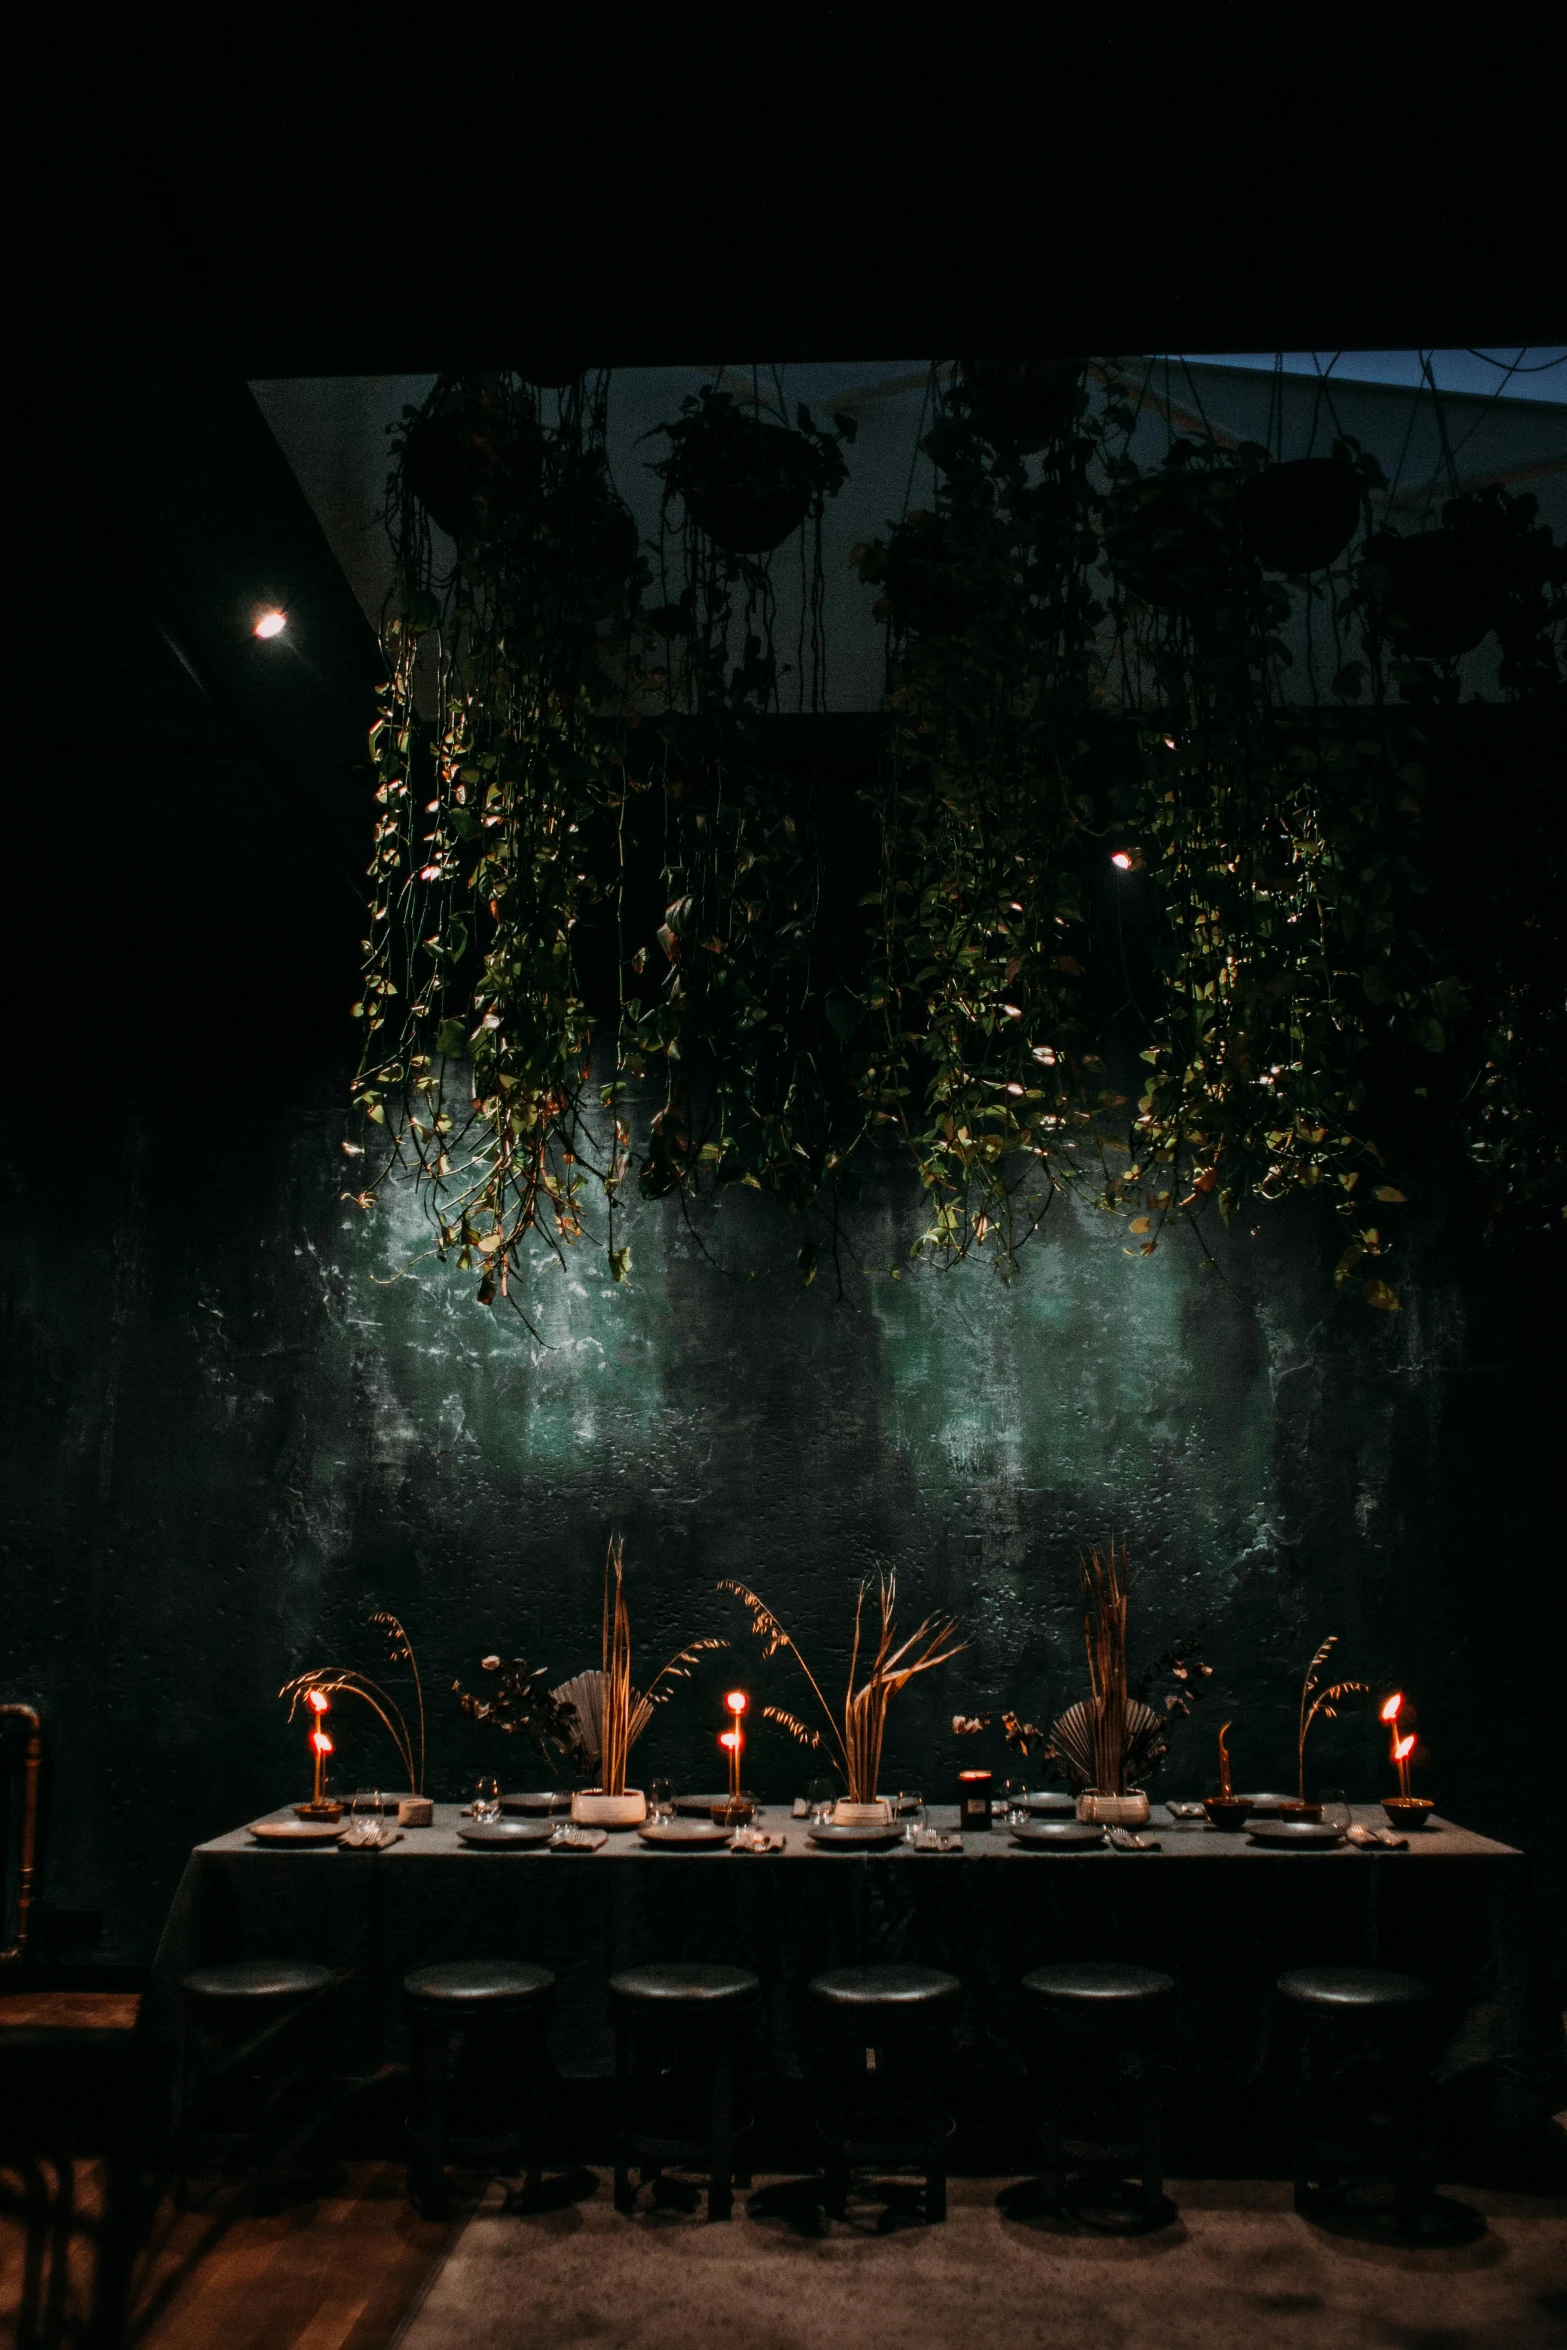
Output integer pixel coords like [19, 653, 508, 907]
[142, 1805, 1566, 2161]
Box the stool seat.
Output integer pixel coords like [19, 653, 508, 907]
[610, 1963, 759, 2010]
[1023, 1962, 1174, 2016]
[182, 1961, 334, 2003]
[1278, 1967, 1432, 2015]
[810, 1965, 961, 2015]
[404, 1961, 555, 2010]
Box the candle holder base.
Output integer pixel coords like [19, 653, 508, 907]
[711, 1795, 756, 1827]
[1381, 1796, 1434, 1830]
[295, 1801, 343, 1822]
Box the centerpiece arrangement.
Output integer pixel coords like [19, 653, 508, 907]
[281, 1611, 428, 1818]
[478, 1536, 723, 1827]
[722, 1572, 964, 1824]
[1041, 1545, 1210, 1825]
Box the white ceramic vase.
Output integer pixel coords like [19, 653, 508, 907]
[832, 1797, 893, 1826]
[1076, 1790, 1151, 1826]
[571, 1788, 648, 1828]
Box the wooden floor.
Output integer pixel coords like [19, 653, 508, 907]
[1, 2162, 456, 2350]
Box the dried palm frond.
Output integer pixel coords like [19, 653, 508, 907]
[762, 1704, 822, 1751]
[1296, 1633, 1369, 1799]
[1046, 1695, 1162, 1787]
[553, 1539, 726, 1795]
[724, 1572, 964, 1803]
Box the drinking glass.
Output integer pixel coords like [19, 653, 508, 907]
[349, 1790, 383, 1847]
[1320, 1789, 1351, 1836]
[901, 1792, 926, 1844]
[650, 1778, 675, 1823]
[473, 1776, 501, 1824]
[807, 1777, 836, 1826]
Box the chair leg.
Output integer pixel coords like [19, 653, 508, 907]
[709, 2031, 734, 2222]
[923, 2059, 947, 2224]
[613, 2014, 636, 2214]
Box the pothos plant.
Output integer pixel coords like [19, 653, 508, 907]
[849, 359, 1110, 1275]
[348, 373, 647, 1313]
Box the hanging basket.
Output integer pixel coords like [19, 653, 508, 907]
[678, 415, 815, 553]
[1237, 458, 1361, 574]
[957, 357, 1085, 453]
[401, 398, 542, 544]
[1104, 476, 1237, 610]
[1359, 527, 1498, 659]
[876, 512, 978, 636]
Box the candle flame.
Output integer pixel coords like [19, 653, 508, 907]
[725, 1690, 749, 1715]
[311, 1728, 334, 1756]
[1392, 1732, 1415, 1762]
[719, 1730, 740, 1751]
[306, 1687, 330, 1714]
[1380, 1692, 1403, 1723]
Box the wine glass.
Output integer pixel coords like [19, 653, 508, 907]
[1002, 1777, 1029, 1826]
[473, 1776, 501, 1824]
[1320, 1788, 1351, 1837]
[901, 1791, 926, 1845]
[650, 1778, 675, 1823]
[807, 1777, 836, 1826]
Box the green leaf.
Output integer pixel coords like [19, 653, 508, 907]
[609, 1247, 632, 1284]
[1362, 1277, 1400, 1312]
[1373, 1185, 1407, 1204]
[797, 1241, 821, 1287]
[1414, 1017, 1446, 1053]
[435, 1019, 469, 1058]
[824, 985, 866, 1040]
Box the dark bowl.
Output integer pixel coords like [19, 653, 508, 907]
[1276, 1801, 1324, 1824]
[1201, 1796, 1256, 1830]
[1381, 1797, 1435, 1830]
[1232, 1793, 1296, 1817]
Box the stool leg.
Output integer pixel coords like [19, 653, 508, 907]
[1039, 2033, 1064, 2213]
[613, 2013, 636, 2215]
[1292, 2031, 1313, 2217]
[709, 2031, 734, 2222]
[1138, 2049, 1165, 2228]
[923, 2056, 947, 2224]
[1393, 2051, 1424, 2235]
[821, 2046, 848, 2220]
[522, 2017, 547, 2206]
[411, 2019, 450, 2217]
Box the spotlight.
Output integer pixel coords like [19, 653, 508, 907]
[253, 609, 287, 640]
[1111, 851, 1133, 871]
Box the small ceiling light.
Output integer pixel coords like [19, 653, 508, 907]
[253, 609, 287, 640]
[1111, 851, 1133, 871]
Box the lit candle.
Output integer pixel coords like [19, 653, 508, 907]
[724, 1690, 748, 1800]
[1393, 1731, 1415, 1800]
[1217, 1719, 1233, 1800]
[306, 1687, 332, 1807]
[1380, 1692, 1407, 1797]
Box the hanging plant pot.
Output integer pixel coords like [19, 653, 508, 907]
[1237, 458, 1361, 574]
[402, 397, 542, 544]
[656, 387, 851, 557]
[875, 511, 978, 635]
[1359, 528, 1498, 659]
[1105, 474, 1238, 610]
[958, 356, 1085, 452]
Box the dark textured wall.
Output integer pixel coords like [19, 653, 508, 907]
[5, 1027, 1563, 1977]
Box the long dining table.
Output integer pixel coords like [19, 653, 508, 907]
[141, 1802, 1566, 2167]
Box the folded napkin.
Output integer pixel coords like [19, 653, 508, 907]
[339, 1824, 403, 1851]
[550, 1827, 607, 1851]
[730, 1831, 784, 1853]
[1106, 1827, 1160, 1851]
[1347, 1823, 1408, 1850]
[911, 1830, 963, 1853]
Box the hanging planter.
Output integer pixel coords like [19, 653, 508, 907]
[1104, 465, 1239, 610]
[957, 356, 1087, 453]
[870, 509, 980, 636]
[1358, 526, 1498, 659]
[655, 386, 852, 555]
[400, 387, 544, 545]
[1237, 457, 1361, 574]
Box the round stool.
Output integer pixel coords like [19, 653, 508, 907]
[1277, 1967, 1434, 2232]
[610, 1964, 759, 2221]
[403, 1961, 555, 2216]
[809, 1964, 962, 2223]
[1021, 1962, 1176, 2231]
[176, 1960, 337, 2206]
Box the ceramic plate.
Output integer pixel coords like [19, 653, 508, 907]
[806, 1824, 905, 1849]
[501, 1791, 571, 1814]
[637, 1819, 733, 1847]
[456, 1820, 553, 1849]
[675, 1792, 735, 1815]
[1010, 1819, 1106, 1849]
[247, 1818, 345, 1845]
[1246, 1821, 1346, 1849]
[1023, 1791, 1079, 1814]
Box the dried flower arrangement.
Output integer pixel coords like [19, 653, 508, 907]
[1296, 1635, 1367, 1800]
[723, 1573, 964, 1804]
[282, 1611, 427, 1794]
[952, 1709, 1046, 1759]
[453, 1654, 594, 1778]
[1037, 1546, 1211, 1792]
[559, 1536, 723, 1797]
